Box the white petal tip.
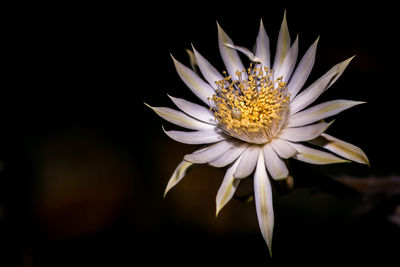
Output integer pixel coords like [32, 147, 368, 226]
[163, 190, 169, 199]
[233, 172, 248, 179]
[216, 21, 222, 31]
[273, 175, 289, 181]
[163, 182, 175, 198]
[346, 55, 356, 64]
[223, 42, 234, 49]
[215, 206, 222, 218]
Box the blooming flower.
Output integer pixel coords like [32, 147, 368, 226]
[146, 12, 369, 255]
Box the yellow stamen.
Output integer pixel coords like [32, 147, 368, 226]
[211, 65, 290, 144]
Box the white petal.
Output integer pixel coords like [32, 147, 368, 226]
[168, 95, 216, 125]
[255, 19, 271, 69]
[254, 150, 274, 256]
[273, 11, 291, 72]
[289, 56, 355, 115]
[263, 144, 289, 180]
[287, 37, 319, 100]
[233, 146, 260, 179]
[183, 140, 239, 164]
[208, 143, 248, 168]
[309, 133, 369, 165]
[185, 48, 198, 73]
[290, 142, 350, 165]
[217, 22, 247, 81]
[215, 156, 242, 216]
[163, 127, 226, 145]
[286, 100, 365, 128]
[275, 35, 298, 83]
[279, 121, 332, 142]
[192, 45, 224, 89]
[171, 55, 215, 105]
[146, 104, 215, 131]
[164, 160, 194, 197]
[270, 138, 296, 159]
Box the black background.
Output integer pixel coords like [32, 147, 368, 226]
[2, 2, 399, 266]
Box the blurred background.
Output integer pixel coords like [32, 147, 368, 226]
[2, 3, 399, 266]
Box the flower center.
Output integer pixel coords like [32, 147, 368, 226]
[210, 64, 290, 144]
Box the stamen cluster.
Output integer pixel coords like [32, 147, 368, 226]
[210, 65, 290, 144]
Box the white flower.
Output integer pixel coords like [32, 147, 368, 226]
[146, 12, 369, 255]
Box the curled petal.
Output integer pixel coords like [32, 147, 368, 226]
[164, 160, 194, 197]
[224, 43, 262, 63]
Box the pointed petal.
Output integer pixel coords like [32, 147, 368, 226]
[192, 45, 224, 89]
[270, 138, 296, 159]
[254, 150, 274, 256]
[171, 55, 215, 105]
[289, 56, 355, 115]
[309, 133, 369, 165]
[290, 142, 350, 165]
[164, 160, 194, 197]
[217, 22, 247, 81]
[275, 35, 298, 83]
[233, 146, 260, 179]
[185, 48, 198, 73]
[286, 100, 365, 128]
[287, 37, 319, 100]
[146, 104, 215, 130]
[184, 140, 240, 163]
[208, 143, 248, 168]
[215, 156, 242, 216]
[279, 121, 332, 142]
[273, 10, 291, 71]
[263, 144, 289, 180]
[168, 95, 216, 125]
[255, 19, 271, 69]
[163, 127, 226, 145]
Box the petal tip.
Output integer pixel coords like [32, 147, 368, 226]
[143, 102, 152, 109]
[215, 204, 222, 218]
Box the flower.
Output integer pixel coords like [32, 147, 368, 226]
[146, 12, 369, 255]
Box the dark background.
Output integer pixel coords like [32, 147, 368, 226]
[2, 3, 399, 266]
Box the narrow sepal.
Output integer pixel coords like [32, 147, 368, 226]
[164, 160, 194, 197]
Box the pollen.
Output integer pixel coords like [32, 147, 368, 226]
[210, 64, 290, 144]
